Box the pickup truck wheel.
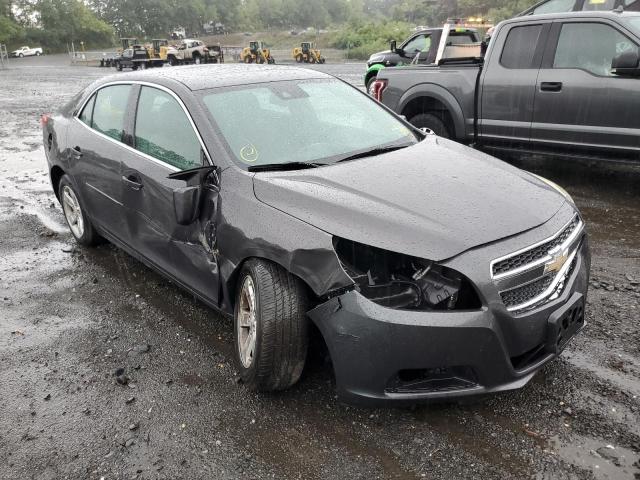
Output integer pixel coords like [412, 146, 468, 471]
[409, 113, 451, 139]
[19, 53, 23, 58]
[234, 259, 309, 392]
[58, 175, 100, 246]
[194, 55, 201, 65]
[36, 51, 41, 56]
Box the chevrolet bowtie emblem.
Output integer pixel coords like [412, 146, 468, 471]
[544, 250, 569, 275]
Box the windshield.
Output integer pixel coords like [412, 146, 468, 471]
[199, 79, 417, 169]
[621, 16, 640, 34]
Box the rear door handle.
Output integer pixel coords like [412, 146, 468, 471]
[122, 174, 143, 191]
[540, 82, 563, 92]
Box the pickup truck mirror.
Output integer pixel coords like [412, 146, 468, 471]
[390, 40, 397, 53]
[611, 51, 640, 77]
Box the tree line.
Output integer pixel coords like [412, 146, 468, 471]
[1, 0, 538, 51]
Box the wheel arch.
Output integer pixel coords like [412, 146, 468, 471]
[364, 63, 385, 85]
[50, 165, 66, 200]
[398, 85, 466, 140]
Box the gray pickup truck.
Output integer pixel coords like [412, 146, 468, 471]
[376, 11, 640, 161]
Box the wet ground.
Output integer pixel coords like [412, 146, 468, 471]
[1, 55, 639, 480]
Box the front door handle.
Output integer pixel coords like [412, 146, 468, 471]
[122, 174, 143, 191]
[540, 81, 563, 92]
[72, 146, 82, 158]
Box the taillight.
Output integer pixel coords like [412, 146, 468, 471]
[371, 79, 387, 102]
[40, 113, 51, 128]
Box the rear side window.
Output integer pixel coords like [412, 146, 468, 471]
[553, 22, 638, 76]
[134, 86, 202, 170]
[500, 25, 544, 69]
[92, 85, 132, 141]
[79, 94, 95, 126]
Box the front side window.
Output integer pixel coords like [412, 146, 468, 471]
[134, 86, 202, 170]
[79, 94, 95, 126]
[553, 22, 638, 76]
[403, 34, 431, 54]
[91, 85, 132, 141]
[200, 79, 417, 168]
[500, 25, 544, 69]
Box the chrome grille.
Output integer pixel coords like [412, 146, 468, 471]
[492, 216, 580, 277]
[491, 214, 583, 313]
[500, 274, 555, 308]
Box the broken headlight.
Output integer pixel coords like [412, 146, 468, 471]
[333, 237, 481, 311]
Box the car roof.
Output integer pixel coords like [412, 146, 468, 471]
[93, 64, 332, 91]
[508, 9, 640, 22]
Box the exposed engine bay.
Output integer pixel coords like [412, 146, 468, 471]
[333, 237, 481, 310]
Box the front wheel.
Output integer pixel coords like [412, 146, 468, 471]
[234, 259, 309, 391]
[58, 175, 100, 246]
[295, 53, 303, 63]
[19, 53, 23, 58]
[409, 113, 451, 139]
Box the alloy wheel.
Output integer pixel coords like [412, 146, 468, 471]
[237, 276, 257, 369]
[61, 185, 84, 239]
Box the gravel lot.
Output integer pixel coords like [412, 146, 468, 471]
[1, 54, 639, 480]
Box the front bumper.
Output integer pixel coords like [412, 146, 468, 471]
[308, 234, 590, 406]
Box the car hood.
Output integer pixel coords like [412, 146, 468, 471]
[252, 137, 566, 261]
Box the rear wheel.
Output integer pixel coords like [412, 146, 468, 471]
[117, 62, 123, 71]
[194, 55, 201, 65]
[234, 259, 309, 391]
[19, 53, 23, 58]
[139, 62, 146, 70]
[58, 175, 100, 246]
[36, 51, 41, 56]
[409, 113, 451, 138]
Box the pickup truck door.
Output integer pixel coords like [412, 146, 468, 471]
[531, 19, 640, 155]
[479, 22, 551, 144]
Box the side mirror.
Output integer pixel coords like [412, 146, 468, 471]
[390, 40, 397, 53]
[612, 50, 640, 76]
[167, 165, 219, 225]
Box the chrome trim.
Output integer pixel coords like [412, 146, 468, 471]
[490, 214, 581, 280]
[74, 80, 213, 169]
[504, 246, 578, 312]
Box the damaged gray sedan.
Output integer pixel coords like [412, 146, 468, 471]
[43, 65, 590, 405]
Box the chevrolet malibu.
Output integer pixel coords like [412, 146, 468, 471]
[42, 65, 590, 405]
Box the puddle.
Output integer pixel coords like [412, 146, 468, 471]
[550, 435, 639, 480]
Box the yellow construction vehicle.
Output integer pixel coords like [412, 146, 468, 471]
[292, 42, 325, 64]
[117, 38, 138, 55]
[240, 41, 275, 64]
[151, 39, 169, 62]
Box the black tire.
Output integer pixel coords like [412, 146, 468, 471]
[268, 58, 275, 64]
[58, 175, 100, 246]
[36, 51, 41, 56]
[193, 54, 201, 65]
[295, 53, 303, 63]
[168, 56, 177, 66]
[244, 55, 253, 64]
[234, 259, 309, 391]
[117, 63, 123, 71]
[19, 53, 23, 58]
[409, 113, 451, 138]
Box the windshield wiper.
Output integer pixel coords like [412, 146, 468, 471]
[334, 144, 411, 164]
[247, 161, 327, 172]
